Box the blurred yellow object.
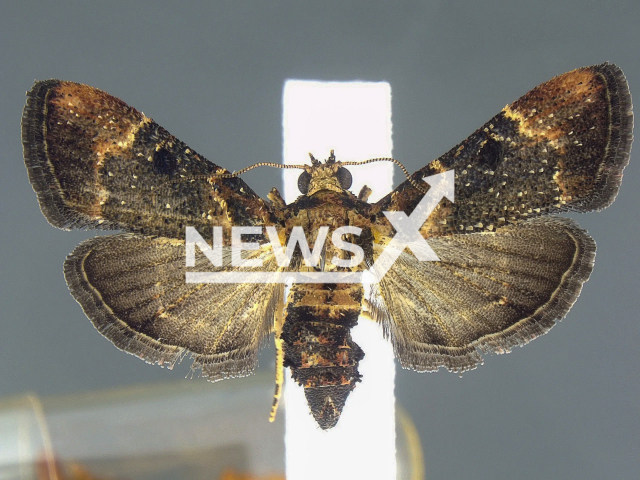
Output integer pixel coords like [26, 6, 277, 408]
[0, 371, 424, 480]
[36, 457, 119, 480]
[218, 468, 285, 480]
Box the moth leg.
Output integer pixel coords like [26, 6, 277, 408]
[269, 299, 286, 423]
[360, 298, 374, 321]
[269, 336, 285, 422]
[358, 185, 372, 202]
[268, 187, 287, 209]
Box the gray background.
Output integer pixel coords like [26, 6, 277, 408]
[1, 1, 639, 479]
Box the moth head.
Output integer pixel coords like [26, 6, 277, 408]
[298, 150, 353, 195]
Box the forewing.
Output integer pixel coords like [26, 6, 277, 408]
[64, 234, 282, 381]
[22, 80, 275, 238]
[370, 217, 595, 373]
[376, 63, 632, 237]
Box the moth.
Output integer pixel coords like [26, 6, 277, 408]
[22, 64, 632, 430]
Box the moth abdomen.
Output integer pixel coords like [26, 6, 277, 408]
[282, 283, 364, 429]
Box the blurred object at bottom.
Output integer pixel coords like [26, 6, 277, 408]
[0, 371, 424, 480]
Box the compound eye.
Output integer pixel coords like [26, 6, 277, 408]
[337, 167, 352, 190]
[298, 171, 311, 194]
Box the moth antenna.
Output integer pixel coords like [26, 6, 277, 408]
[340, 157, 428, 193]
[211, 161, 308, 178]
[148, 161, 309, 195]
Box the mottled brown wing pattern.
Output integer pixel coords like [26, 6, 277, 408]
[370, 217, 596, 373]
[375, 63, 632, 238]
[22, 80, 275, 239]
[64, 235, 282, 380]
[369, 63, 631, 373]
[22, 80, 282, 380]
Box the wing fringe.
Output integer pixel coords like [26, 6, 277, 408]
[369, 217, 596, 373]
[64, 235, 280, 382]
[22, 79, 76, 230]
[585, 63, 633, 211]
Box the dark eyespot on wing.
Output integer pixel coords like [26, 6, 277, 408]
[375, 63, 633, 238]
[152, 146, 179, 175]
[477, 136, 504, 172]
[21, 80, 276, 237]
